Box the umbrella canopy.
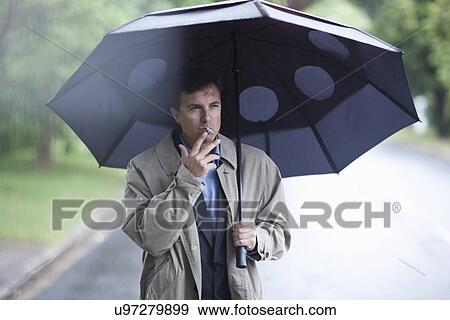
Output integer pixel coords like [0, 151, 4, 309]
[47, 0, 419, 177]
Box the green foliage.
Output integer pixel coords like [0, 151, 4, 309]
[0, 0, 139, 159]
[350, 0, 450, 137]
[306, 0, 372, 30]
[426, 0, 450, 91]
[0, 0, 228, 160]
[2, 0, 448, 157]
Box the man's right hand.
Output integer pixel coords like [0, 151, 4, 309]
[178, 131, 221, 178]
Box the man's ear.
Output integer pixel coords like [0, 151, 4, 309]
[170, 107, 180, 124]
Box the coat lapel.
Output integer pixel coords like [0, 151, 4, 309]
[216, 132, 237, 226]
[154, 129, 239, 298]
[155, 129, 182, 176]
[154, 130, 203, 295]
[195, 193, 215, 249]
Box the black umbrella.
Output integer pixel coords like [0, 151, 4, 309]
[47, 0, 419, 268]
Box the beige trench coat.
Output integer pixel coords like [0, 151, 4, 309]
[122, 131, 291, 299]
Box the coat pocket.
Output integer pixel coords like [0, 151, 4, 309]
[230, 268, 251, 299]
[145, 254, 176, 299]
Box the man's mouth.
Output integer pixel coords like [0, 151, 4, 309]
[200, 126, 214, 134]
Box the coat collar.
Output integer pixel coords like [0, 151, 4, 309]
[155, 128, 236, 176]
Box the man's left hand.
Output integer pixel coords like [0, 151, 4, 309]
[233, 222, 257, 251]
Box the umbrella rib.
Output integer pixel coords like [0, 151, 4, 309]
[242, 36, 327, 73]
[52, 33, 230, 104]
[352, 71, 419, 121]
[246, 36, 327, 59]
[240, 21, 281, 36]
[246, 36, 419, 122]
[50, 27, 176, 102]
[26, 24, 170, 119]
[240, 57, 309, 70]
[231, 57, 290, 89]
[99, 38, 231, 166]
[240, 38, 339, 173]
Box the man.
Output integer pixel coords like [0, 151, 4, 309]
[122, 69, 291, 300]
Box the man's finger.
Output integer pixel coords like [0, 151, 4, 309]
[234, 228, 254, 234]
[201, 154, 220, 165]
[205, 163, 217, 171]
[198, 138, 221, 158]
[191, 131, 208, 154]
[233, 226, 253, 233]
[233, 233, 254, 241]
[233, 230, 255, 238]
[179, 144, 188, 161]
[234, 239, 253, 249]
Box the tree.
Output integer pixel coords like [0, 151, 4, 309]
[306, 0, 371, 30]
[425, 0, 450, 136]
[349, 0, 450, 137]
[0, 0, 138, 167]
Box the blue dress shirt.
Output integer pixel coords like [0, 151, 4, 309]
[178, 131, 221, 222]
[178, 131, 260, 258]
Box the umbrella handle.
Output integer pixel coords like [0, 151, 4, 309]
[236, 246, 247, 268]
[232, 33, 248, 269]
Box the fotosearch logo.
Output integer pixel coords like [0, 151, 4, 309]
[51, 199, 401, 231]
[299, 201, 401, 228]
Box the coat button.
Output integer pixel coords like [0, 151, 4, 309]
[214, 264, 222, 272]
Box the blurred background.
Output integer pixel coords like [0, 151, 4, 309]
[0, 0, 449, 299]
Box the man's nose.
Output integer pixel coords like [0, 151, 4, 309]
[201, 108, 212, 122]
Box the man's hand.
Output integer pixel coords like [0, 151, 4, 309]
[233, 222, 257, 251]
[178, 131, 221, 178]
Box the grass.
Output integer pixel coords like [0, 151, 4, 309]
[0, 141, 126, 243]
[1, 127, 448, 244]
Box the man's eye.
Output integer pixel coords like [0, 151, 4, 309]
[212, 104, 220, 108]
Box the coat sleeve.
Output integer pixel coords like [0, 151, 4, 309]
[248, 155, 292, 261]
[122, 159, 204, 257]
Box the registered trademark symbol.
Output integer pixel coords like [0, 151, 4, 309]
[392, 202, 401, 213]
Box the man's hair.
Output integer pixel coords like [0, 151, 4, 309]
[172, 67, 222, 110]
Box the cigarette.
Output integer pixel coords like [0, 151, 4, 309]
[203, 126, 214, 134]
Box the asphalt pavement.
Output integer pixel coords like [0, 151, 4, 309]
[33, 230, 141, 299]
[25, 141, 450, 299]
[260, 142, 450, 299]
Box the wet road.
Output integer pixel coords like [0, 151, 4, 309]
[31, 142, 450, 299]
[260, 142, 450, 299]
[34, 230, 141, 299]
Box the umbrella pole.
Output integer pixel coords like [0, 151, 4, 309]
[232, 33, 247, 269]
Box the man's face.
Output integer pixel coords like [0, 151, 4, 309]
[170, 83, 221, 146]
